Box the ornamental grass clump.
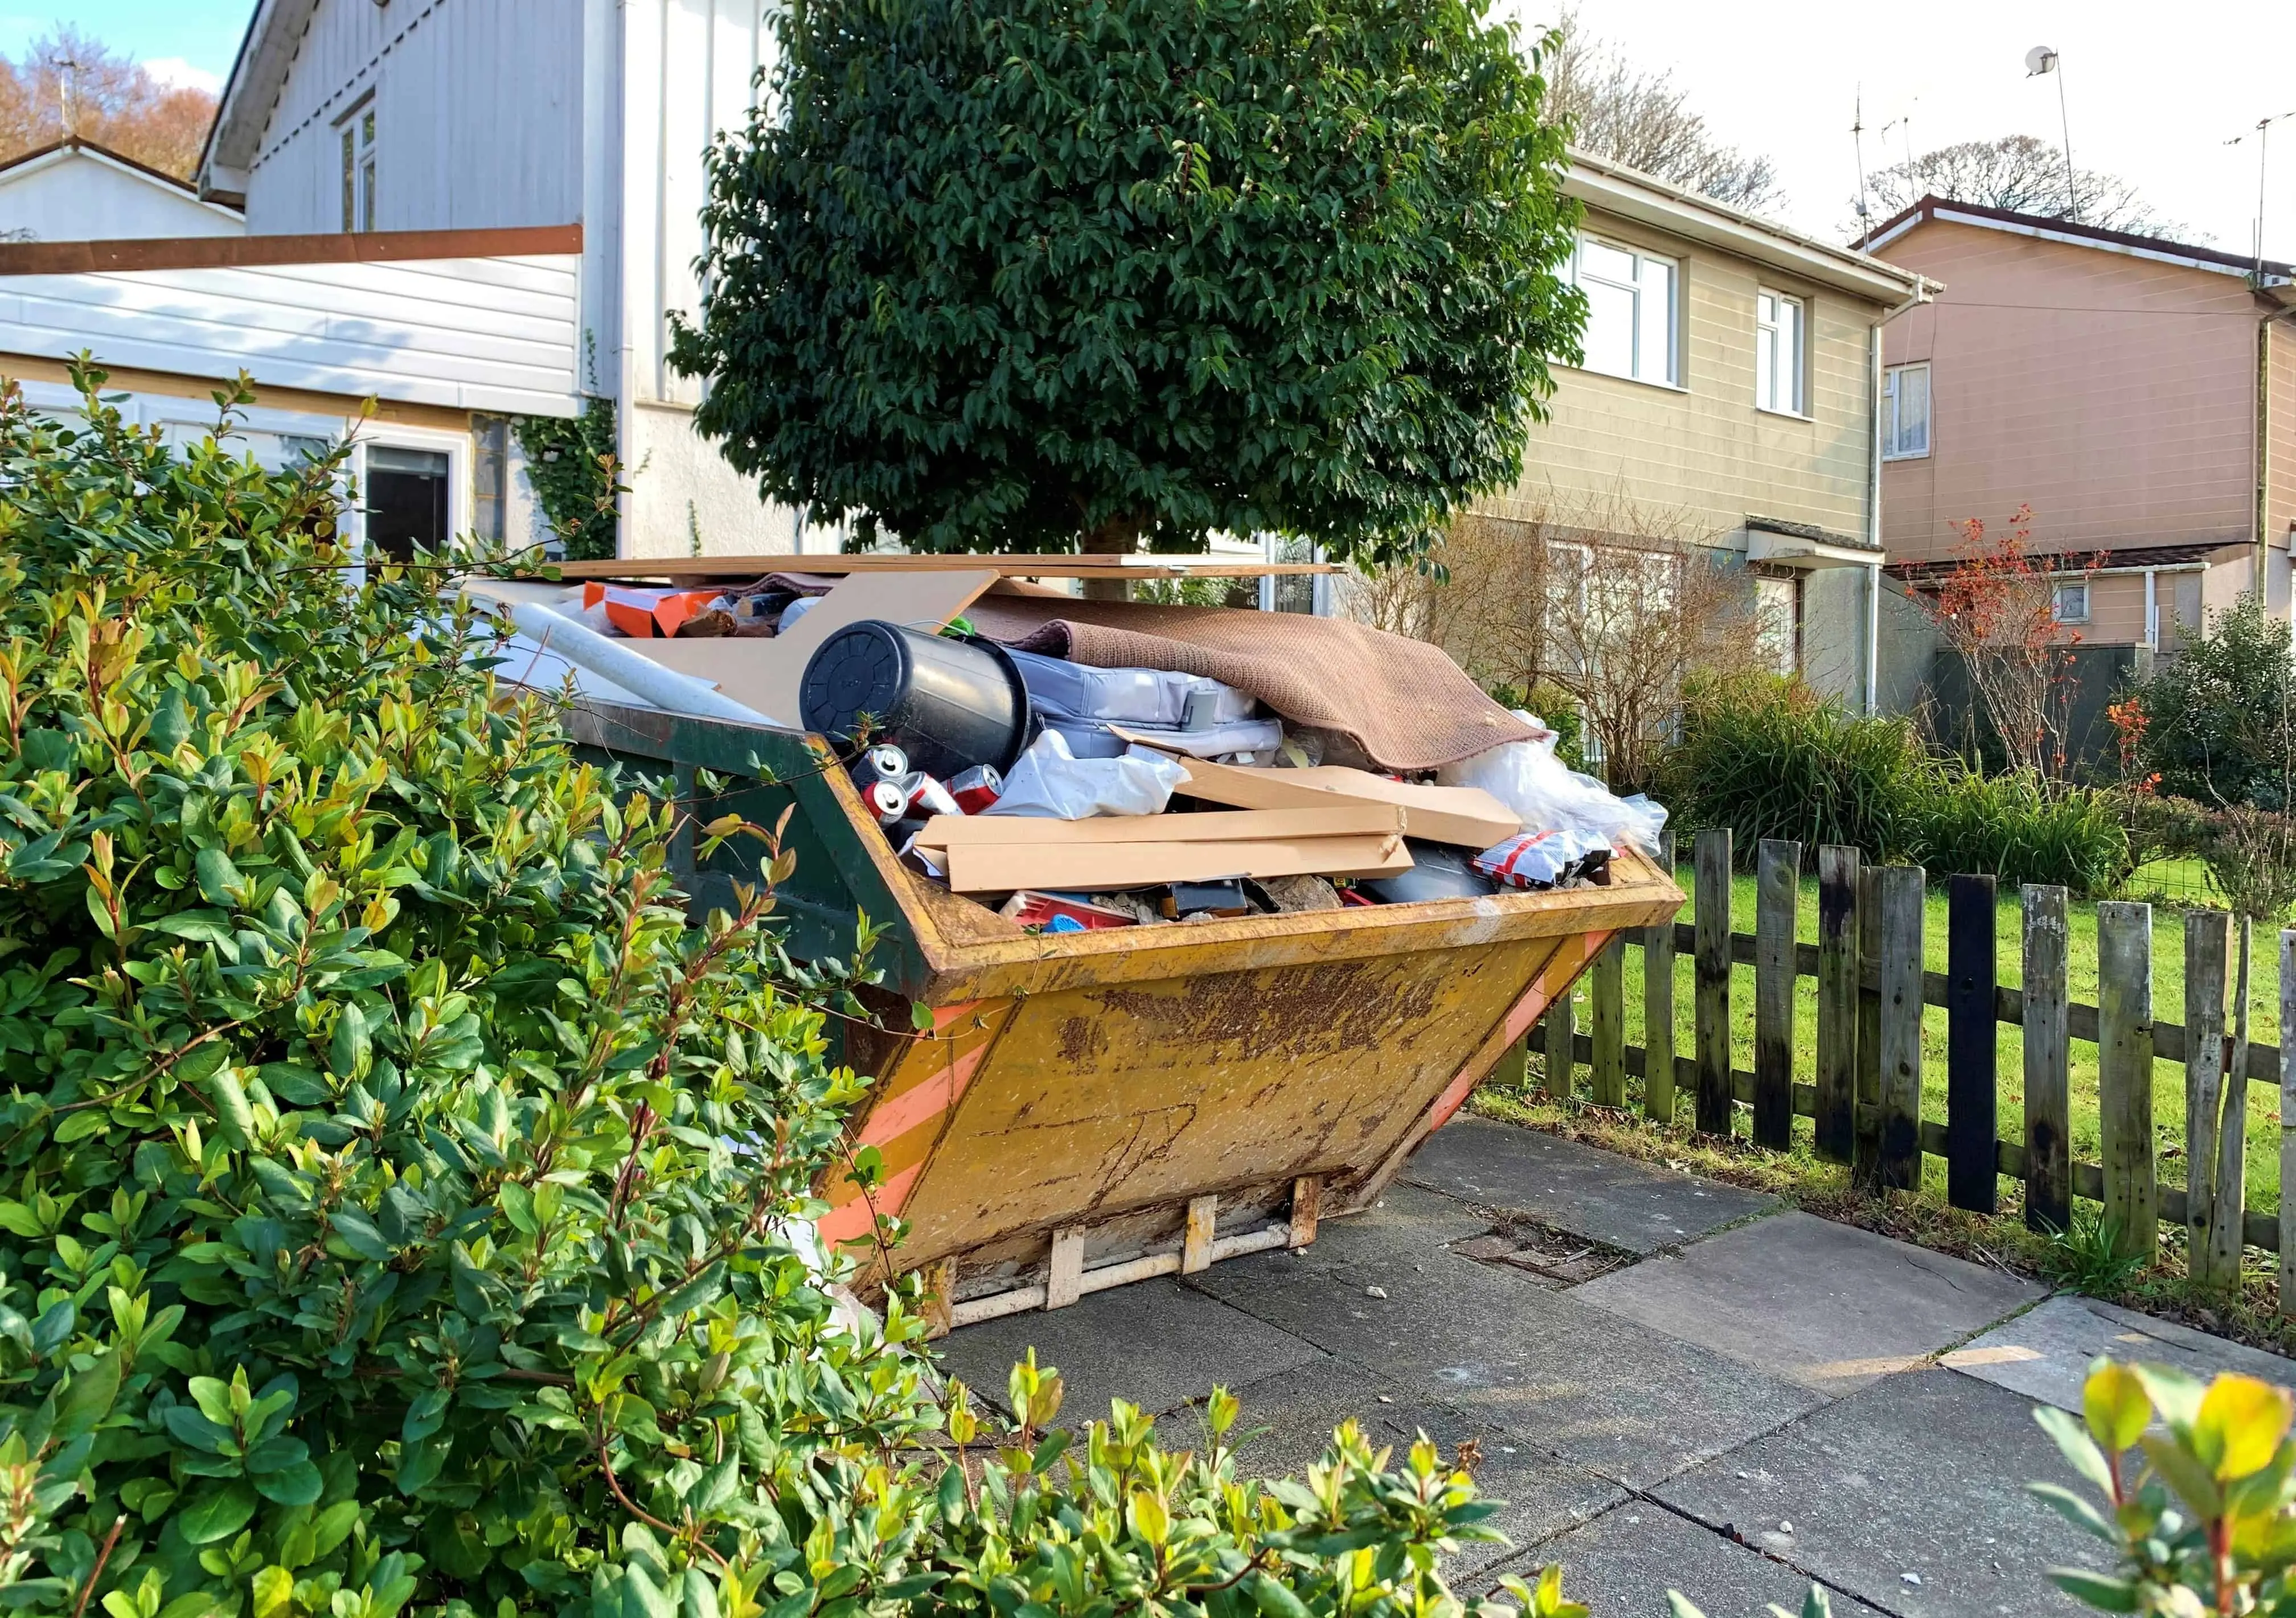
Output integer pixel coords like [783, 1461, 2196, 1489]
[0, 362, 1564, 1618]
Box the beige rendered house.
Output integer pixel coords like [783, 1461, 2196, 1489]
[1866, 196, 2296, 655]
[1482, 151, 1932, 709]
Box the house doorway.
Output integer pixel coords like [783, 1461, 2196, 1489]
[366, 445, 451, 562]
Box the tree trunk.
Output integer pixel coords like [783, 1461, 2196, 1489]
[1079, 515, 1143, 603]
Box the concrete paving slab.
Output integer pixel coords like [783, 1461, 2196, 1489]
[1572, 1210, 2044, 1393]
[1189, 1245, 1821, 1489]
[1655, 1368, 2110, 1617]
[1307, 1182, 1498, 1270]
[1404, 1115, 1775, 1254]
[1206, 1358, 1624, 1580]
[1943, 1291, 2296, 1411]
[1485, 1505, 1885, 1618]
[938, 1277, 1324, 1423]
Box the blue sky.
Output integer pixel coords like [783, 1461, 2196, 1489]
[0, 1, 253, 92]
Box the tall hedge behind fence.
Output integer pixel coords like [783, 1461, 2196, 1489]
[1524, 829, 2296, 1311]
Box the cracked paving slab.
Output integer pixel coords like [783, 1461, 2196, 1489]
[937, 1277, 1324, 1423]
[1215, 1358, 1625, 1581]
[1187, 1243, 1821, 1489]
[1654, 1368, 2109, 1617]
[1571, 1210, 2044, 1393]
[1404, 1115, 1776, 1254]
[1943, 1290, 2296, 1411]
[1485, 1502, 1887, 1618]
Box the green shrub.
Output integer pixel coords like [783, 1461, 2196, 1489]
[1662, 677, 2130, 892]
[1913, 767, 2130, 896]
[0, 363, 1565, 1618]
[1659, 677, 1927, 862]
[2121, 593, 2296, 810]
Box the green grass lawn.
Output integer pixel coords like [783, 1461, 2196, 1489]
[1547, 864, 2287, 1210]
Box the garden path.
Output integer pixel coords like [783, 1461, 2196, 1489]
[939, 1115, 2296, 1618]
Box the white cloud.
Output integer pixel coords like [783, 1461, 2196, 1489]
[142, 56, 222, 96]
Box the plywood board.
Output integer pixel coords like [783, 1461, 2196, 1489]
[941, 832, 1412, 893]
[623, 569, 998, 727]
[1114, 736, 1518, 848]
[914, 804, 1401, 849]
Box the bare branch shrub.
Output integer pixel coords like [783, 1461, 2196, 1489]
[1342, 486, 1772, 791]
[1920, 503, 2094, 779]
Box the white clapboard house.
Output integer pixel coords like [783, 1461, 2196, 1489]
[0, 0, 822, 561]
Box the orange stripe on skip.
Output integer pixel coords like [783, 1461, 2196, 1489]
[1425, 930, 1612, 1133]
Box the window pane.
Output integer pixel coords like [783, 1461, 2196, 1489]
[1637, 257, 1674, 382]
[1580, 239, 1637, 285]
[1783, 299, 1802, 411]
[1900, 365, 1928, 452]
[1580, 277, 1637, 377]
[362, 159, 376, 232]
[1756, 323, 1775, 410]
[341, 130, 354, 232]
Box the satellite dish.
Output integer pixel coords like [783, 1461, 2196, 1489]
[2025, 45, 2059, 76]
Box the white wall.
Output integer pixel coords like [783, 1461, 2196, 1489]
[244, 0, 583, 235]
[613, 0, 809, 556]
[0, 251, 585, 417]
[0, 152, 244, 242]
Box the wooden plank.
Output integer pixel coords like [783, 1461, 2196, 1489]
[1855, 865, 1884, 1188]
[1150, 751, 1520, 849]
[2184, 909, 2232, 1285]
[1590, 935, 1627, 1107]
[917, 804, 1402, 846]
[2022, 885, 2072, 1233]
[2281, 929, 2296, 1315]
[1182, 1195, 1218, 1274]
[1543, 982, 1576, 1102]
[1753, 839, 1801, 1149]
[1644, 829, 1678, 1124]
[1814, 845, 1860, 1164]
[941, 831, 1412, 892]
[520, 553, 1342, 581]
[2096, 901, 2158, 1266]
[1289, 1177, 1321, 1247]
[2209, 917, 2253, 1286]
[1877, 866, 1926, 1192]
[1695, 828, 1733, 1136]
[1046, 1226, 1086, 1309]
[1489, 1036, 1528, 1093]
[1946, 873, 1999, 1214]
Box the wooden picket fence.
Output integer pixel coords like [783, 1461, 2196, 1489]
[1520, 827, 2296, 1311]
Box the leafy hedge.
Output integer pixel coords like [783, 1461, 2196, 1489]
[0, 364, 1564, 1618]
[1660, 677, 2130, 893]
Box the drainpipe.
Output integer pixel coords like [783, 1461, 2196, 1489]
[1867, 278, 1934, 713]
[2261, 303, 2293, 598]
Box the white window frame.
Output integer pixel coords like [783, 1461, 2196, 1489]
[1883, 362, 1930, 460]
[1754, 290, 1806, 417]
[1570, 235, 1680, 388]
[2051, 581, 2090, 625]
[337, 95, 378, 233]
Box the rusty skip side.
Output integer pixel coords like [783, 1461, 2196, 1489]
[820, 853, 1676, 1283]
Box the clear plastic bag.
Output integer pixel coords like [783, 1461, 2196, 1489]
[979, 729, 1187, 820]
[1436, 711, 1668, 853]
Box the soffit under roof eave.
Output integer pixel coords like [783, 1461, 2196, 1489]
[205, 0, 321, 178]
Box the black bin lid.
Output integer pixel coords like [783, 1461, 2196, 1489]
[800, 622, 904, 740]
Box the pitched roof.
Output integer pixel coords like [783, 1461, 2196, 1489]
[0, 137, 216, 200]
[1568, 148, 1932, 305]
[1861, 195, 2294, 286]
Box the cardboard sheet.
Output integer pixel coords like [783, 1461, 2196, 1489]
[941, 832, 1413, 894]
[914, 804, 1401, 849]
[1110, 734, 1519, 848]
[622, 568, 999, 726]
